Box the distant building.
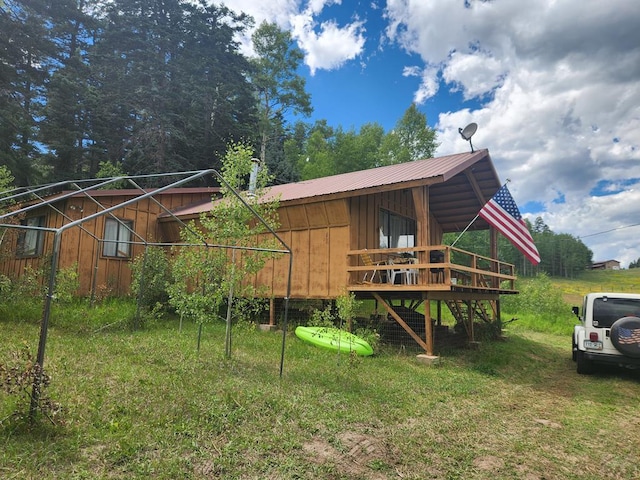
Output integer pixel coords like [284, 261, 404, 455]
[591, 260, 621, 270]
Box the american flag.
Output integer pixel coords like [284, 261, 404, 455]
[617, 326, 640, 345]
[479, 184, 541, 265]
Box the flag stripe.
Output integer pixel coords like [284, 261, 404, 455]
[481, 207, 540, 264]
[480, 202, 540, 262]
[482, 210, 540, 265]
[478, 185, 540, 265]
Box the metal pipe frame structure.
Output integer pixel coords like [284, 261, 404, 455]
[0, 169, 292, 419]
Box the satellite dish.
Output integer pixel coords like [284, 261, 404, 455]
[458, 122, 478, 152]
[459, 122, 477, 140]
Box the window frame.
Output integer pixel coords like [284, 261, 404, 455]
[379, 209, 416, 250]
[16, 215, 46, 258]
[102, 217, 134, 259]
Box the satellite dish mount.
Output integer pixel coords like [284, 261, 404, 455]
[458, 122, 478, 152]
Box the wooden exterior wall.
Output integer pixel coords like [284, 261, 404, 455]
[349, 187, 443, 250]
[0, 191, 214, 296]
[252, 198, 350, 299]
[0, 185, 449, 301]
[252, 186, 445, 300]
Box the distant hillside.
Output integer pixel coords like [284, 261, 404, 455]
[550, 268, 640, 305]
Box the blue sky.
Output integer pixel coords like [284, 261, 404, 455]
[220, 0, 640, 267]
[303, 42, 478, 132]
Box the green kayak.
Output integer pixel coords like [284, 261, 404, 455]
[294, 326, 374, 356]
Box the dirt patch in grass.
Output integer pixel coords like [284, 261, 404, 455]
[303, 431, 396, 479]
[472, 455, 504, 472]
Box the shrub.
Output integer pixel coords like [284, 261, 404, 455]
[500, 273, 572, 334]
[231, 297, 269, 325]
[0, 274, 11, 296]
[306, 293, 381, 352]
[308, 304, 335, 328]
[0, 270, 43, 323]
[336, 291, 359, 330]
[54, 264, 80, 303]
[130, 247, 171, 311]
[502, 273, 566, 316]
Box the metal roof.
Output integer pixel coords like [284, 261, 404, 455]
[263, 149, 486, 202]
[165, 149, 502, 232]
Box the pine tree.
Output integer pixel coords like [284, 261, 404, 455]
[0, 0, 55, 184]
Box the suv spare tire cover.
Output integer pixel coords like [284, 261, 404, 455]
[610, 316, 640, 358]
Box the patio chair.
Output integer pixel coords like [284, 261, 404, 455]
[430, 250, 445, 283]
[360, 251, 385, 283]
[387, 257, 418, 285]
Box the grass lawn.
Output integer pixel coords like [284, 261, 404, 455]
[2, 303, 640, 479]
[552, 268, 640, 305]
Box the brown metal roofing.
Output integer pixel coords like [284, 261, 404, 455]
[166, 149, 501, 227]
[263, 149, 489, 202]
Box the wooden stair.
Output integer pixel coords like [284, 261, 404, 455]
[444, 299, 498, 340]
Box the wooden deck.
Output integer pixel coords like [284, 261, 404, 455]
[346, 246, 517, 354]
[347, 245, 517, 298]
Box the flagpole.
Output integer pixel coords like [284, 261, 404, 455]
[450, 179, 510, 248]
[450, 213, 480, 247]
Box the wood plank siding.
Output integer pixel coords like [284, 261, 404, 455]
[0, 189, 217, 296]
[1, 150, 520, 354]
[251, 199, 350, 299]
[245, 187, 449, 299]
[1, 150, 517, 308]
[160, 150, 512, 303]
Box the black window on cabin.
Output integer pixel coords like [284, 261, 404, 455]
[379, 209, 416, 250]
[103, 218, 133, 258]
[17, 216, 46, 257]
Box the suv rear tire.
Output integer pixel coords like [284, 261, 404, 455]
[576, 349, 595, 375]
[610, 316, 640, 358]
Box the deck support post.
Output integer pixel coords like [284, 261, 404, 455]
[269, 298, 275, 326]
[467, 299, 474, 343]
[259, 297, 279, 331]
[423, 293, 433, 356]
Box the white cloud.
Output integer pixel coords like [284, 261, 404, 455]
[385, 0, 640, 265]
[290, 10, 366, 75]
[306, 0, 341, 15]
[216, 0, 299, 27]
[402, 63, 441, 103]
[413, 66, 440, 103]
[216, 0, 301, 55]
[217, 0, 366, 75]
[442, 52, 505, 100]
[402, 65, 421, 77]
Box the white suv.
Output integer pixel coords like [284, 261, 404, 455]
[572, 292, 640, 374]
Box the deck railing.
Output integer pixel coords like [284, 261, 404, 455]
[347, 245, 516, 292]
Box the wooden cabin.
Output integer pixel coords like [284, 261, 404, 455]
[1, 150, 519, 354]
[590, 259, 620, 270]
[0, 187, 219, 297]
[164, 149, 519, 355]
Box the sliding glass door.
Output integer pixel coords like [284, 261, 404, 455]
[379, 209, 416, 249]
